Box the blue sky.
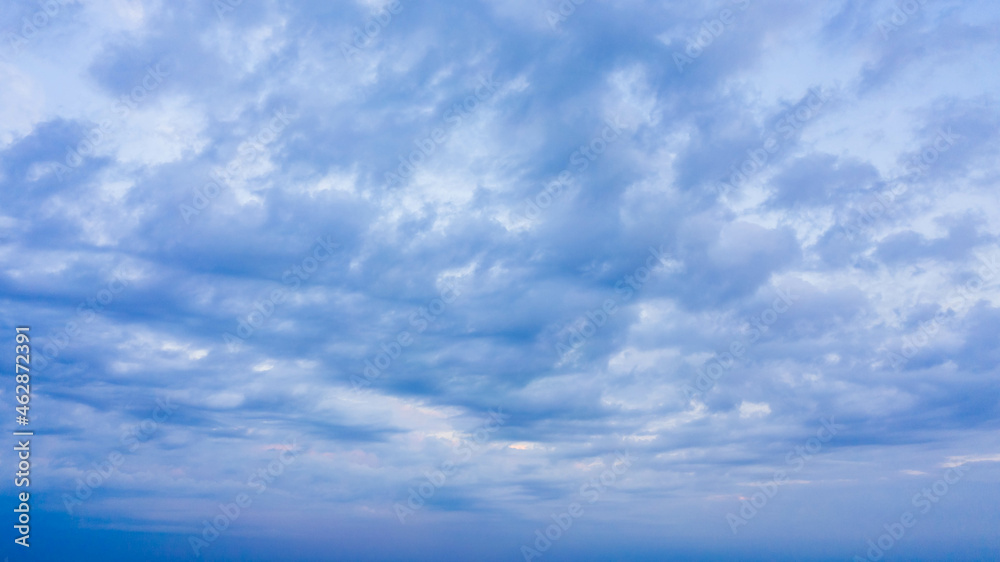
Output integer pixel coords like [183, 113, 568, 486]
[2, 0, 1000, 560]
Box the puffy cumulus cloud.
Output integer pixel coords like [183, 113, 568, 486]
[2, 0, 1000, 560]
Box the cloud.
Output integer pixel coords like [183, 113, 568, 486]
[2, 0, 1000, 560]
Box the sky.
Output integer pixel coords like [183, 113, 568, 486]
[1, 0, 1000, 560]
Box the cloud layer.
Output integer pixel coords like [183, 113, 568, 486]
[1, 0, 999, 560]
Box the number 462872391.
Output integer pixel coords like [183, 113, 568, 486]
[15, 327, 30, 420]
